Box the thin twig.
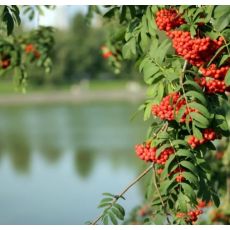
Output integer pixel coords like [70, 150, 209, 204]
[179, 60, 193, 132]
[91, 164, 154, 225]
[152, 164, 171, 224]
[207, 41, 230, 66]
[180, 60, 188, 85]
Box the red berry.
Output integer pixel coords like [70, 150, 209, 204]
[155, 8, 185, 32]
[25, 43, 35, 53]
[166, 31, 223, 67]
[152, 92, 196, 122]
[187, 128, 218, 148]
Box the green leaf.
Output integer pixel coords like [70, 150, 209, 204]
[172, 140, 188, 147]
[176, 193, 188, 212]
[109, 212, 118, 225]
[122, 37, 136, 59]
[143, 64, 159, 82]
[164, 68, 180, 82]
[180, 161, 197, 174]
[185, 112, 192, 133]
[211, 192, 220, 207]
[102, 215, 109, 225]
[104, 7, 119, 18]
[102, 192, 114, 197]
[192, 125, 203, 140]
[128, 6, 136, 18]
[155, 39, 171, 65]
[182, 171, 198, 186]
[213, 6, 230, 18]
[146, 179, 154, 200]
[156, 82, 164, 102]
[149, 38, 159, 59]
[184, 80, 203, 93]
[175, 104, 187, 123]
[190, 25, 197, 37]
[111, 207, 124, 220]
[197, 160, 211, 173]
[154, 213, 165, 224]
[181, 183, 196, 202]
[113, 203, 125, 216]
[157, 131, 170, 139]
[205, 141, 216, 150]
[188, 102, 210, 118]
[214, 13, 230, 32]
[144, 101, 153, 121]
[100, 197, 113, 204]
[224, 69, 230, 86]
[219, 54, 230, 66]
[156, 143, 171, 157]
[164, 154, 176, 174]
[12, 6, 21, 25]
[176, 149, 194, 159]
[120, 6, 127, 23]
[3, 10, 14, 35]
[214, 114, 229, 135]
[190, 112, 209, 127]
[152, 196, 163, 206]
[159, 179, 172, 194]
[186, 91, 207, 105]
[98, 203, 111, 208]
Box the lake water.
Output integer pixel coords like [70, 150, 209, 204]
[0, 102, 150, 224]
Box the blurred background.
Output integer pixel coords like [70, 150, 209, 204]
[0, 6, 149, 224]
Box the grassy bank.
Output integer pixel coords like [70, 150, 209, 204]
[0, 80, 132, 95]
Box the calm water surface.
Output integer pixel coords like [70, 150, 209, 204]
[0, 102, 149, 224]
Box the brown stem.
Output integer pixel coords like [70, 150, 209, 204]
[91, 164, 154, 225]
[180, 60, 188, 85]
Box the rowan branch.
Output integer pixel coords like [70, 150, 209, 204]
[91, 163, 154, 225]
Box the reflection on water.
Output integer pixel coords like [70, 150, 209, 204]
[75, 148, 95, 178]
[0, 102, 149, 224]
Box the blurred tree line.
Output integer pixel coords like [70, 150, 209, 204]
[25, 13, 140, 87]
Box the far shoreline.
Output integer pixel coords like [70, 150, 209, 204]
[0, 89, 146, 106]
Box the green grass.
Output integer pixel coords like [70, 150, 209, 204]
[0, 79, 131, 95]
[0, 81, 19, 94]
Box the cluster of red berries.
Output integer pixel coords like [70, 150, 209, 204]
[196, 199, 211, 209]
[101, 45, 113, 59]
[211, 210, 230, 223]
[195, 77, 229, 94]
[135, 141, 174, 165]
[215, 151, 224, 160]
[187, 128, 217, 148]
[0, 58, 11, 69]
[195, 64, 230, 94]
[173, 167, 185, 182]
[155, 8, 185, 31]
[25, 43, 40, 59]
[187, 209, 203, 222]
[137, 205, 151, 217]
[176, 209, 203, 223]
[157, 166, 186, 182]
[166, 31, 223, 67]
[200, 64, 229, 80]
[152, 92, 196, 122]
